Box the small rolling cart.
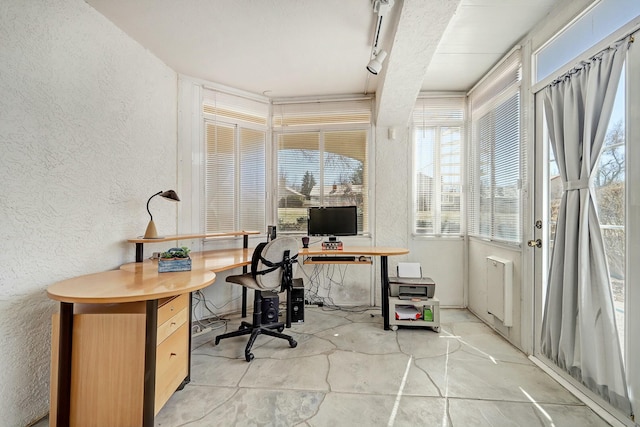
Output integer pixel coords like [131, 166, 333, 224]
[387, 263, 440, 332]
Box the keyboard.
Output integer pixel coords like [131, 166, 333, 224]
[310, 256, 356, 262]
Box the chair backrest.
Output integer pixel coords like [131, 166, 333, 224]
[252, 236, 299, 290]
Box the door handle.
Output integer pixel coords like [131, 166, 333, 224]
[527, 239, 542, 248]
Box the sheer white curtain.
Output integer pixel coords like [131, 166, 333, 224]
[541, 39, 630, 413]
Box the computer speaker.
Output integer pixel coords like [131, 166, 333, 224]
[260, 291, 279, 325]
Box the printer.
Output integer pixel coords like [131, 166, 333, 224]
[388, 262, 435, 300]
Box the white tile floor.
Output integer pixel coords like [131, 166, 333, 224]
[34, 307, 611, 426]
[160, 307, 610, 426]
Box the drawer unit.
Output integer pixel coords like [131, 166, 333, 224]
[155, 294, 190, 412]
[157, 294, 189, 345]
[155, 322, 189, 413]
[158, 293, 189, 326]
[50, 293, 192, 426]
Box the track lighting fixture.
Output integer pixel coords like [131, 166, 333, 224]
[366, 50, 387, 75]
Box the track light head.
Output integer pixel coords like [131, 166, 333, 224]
[366, 50, 387, 75]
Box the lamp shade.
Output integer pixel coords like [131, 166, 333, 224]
[143, 189, 180, 239]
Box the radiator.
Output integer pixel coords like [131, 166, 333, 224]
[486, 256, 513, 327]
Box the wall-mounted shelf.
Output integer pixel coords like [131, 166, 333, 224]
[127, 231, 259, 262]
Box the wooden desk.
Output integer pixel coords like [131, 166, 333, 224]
[47, 243, 407, 426]
[300, 246, 409, 330]
[48, 232, 256, 427]
[47, 269, 216, 427]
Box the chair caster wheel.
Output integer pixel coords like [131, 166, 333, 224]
[245, 352, 254, 362]
[434, 326, 441, 333]
[391, 325, 398, 331]
[277, 326, 284, 332]
[289, 339, 297, 348]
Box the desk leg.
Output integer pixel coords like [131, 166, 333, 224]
[136, 243, 144, 262]
[143, 300, 158, 427]
[285, 286, 292, 328]
[56, 302, 73, 427]
[242, 234, 249, 318]
[180, 292, 193, 389]
[241, 287, 247, 318]
[381, 255, 390, 330]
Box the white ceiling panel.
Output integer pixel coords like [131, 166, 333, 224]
[422, 53, 503, 91]
[84, 0, 570, 126]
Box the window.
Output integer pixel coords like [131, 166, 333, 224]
[468, 49, 524, 243]
[203, 90, 268, 233]
[535, 0, 640, 83]
[273, 99, 372, 234]
[412, 97, 464, 235]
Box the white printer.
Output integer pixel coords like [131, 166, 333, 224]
[388, 262, 435, 300]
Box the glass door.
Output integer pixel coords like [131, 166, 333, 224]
[532, 63, 633, 419]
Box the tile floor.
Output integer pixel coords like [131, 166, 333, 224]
[156, 306, 610, 426]
[34, 307, 611, 427]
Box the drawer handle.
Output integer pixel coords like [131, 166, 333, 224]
[170, 352, 177, 357]
[170, 322, 176, 326]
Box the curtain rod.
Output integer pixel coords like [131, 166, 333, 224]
[271, 95, 374, 105]
[534, 19, 640, 93]
[547, 31, 635, 87]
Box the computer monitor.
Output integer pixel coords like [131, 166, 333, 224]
[307, 206, 358, 238]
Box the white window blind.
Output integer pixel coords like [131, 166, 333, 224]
[468, 49, 523, 243]
[203, 90, 268, 234]
[273, 99, 372, 234]
[412, 97, 465, 235]
[273, 99, 372, 129]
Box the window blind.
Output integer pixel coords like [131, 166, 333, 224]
[203, 90, 269, 126]
[273, 99, 372, 234]
[412, 97, 465, 235]
[203, 90, 268, 234]
[468, 48, 523, 243]
[272, 99, 372, 129]
[205, 122, 235, 232]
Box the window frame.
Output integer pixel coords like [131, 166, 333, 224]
[272, 98, 373, 236]
[202, 90, 269, 235]
[409, 95, 466, 238]
[274, 124, 371, 235]
[467, 48, 524, 245]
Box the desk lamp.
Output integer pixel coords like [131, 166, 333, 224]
[143, 190, 180, 239]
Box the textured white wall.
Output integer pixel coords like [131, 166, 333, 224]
[467, 240, 523, 349]
[0, 0, 177, 425]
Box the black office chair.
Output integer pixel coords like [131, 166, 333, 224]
[214, 236, 299, 361]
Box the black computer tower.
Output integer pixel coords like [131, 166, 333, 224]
[290, 278, 305, 323]
[260, 291, 279, 325]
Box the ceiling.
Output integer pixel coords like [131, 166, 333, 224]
[85, 0, 561, 126]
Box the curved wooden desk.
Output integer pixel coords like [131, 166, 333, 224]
[48, 242, 407, 427]
[47, 269, 217, 304]
[48, 268, 216, 427]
